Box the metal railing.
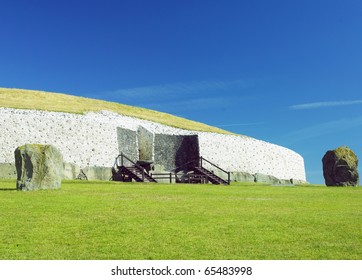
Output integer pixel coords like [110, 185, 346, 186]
[150, 173, 174, 183]
[173, 156, 230, 185]
[114, 153, 146, 182]
[199, 156, 230, 184]
[114, 153, 230, 185]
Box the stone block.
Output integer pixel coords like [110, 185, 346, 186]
[0, 163, 17, 179]
[15, 144, 63, 191]
[154, 134, 199, 171]
[137, 126, 154, 161]
[63, 162, 81, 180]
[117, 127, 138, 162]
[81, 166, 112, 180]
[230, 171, 255, 182]
[254, 173, 281, 184]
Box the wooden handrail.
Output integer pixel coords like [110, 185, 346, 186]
[200, 156, 229, 174]
[115, 153, 145, 180]
[172, 158, 199, 173]
[173, 156, 230, 185]
[150, 172, 173, 183]
[115, 153, 230, 185]
[200, 156, 230, 185]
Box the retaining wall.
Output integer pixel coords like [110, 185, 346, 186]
[197, 133, 305, 181]
[0, 108, 306, 182]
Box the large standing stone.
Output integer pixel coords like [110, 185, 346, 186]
[154, 134, 200, 171]
[322, 146, 359, 186]
[15, 144, 63, 191]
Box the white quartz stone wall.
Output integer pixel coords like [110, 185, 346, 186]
[0, 108, 120, 167]
[0, 108, 306, 181]
[197, 133, 306, 181]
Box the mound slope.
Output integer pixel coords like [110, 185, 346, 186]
[0, 87, 307, 183]
[0, 87, 230, 134]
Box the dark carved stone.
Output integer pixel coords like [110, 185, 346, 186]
[154, 134, 199, 171]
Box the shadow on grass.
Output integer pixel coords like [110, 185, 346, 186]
[0, 188, 17, 191]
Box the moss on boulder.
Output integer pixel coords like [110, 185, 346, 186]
[322, 146, 359, 186]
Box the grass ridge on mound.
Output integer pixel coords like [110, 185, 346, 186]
[0, 87, 231, 134]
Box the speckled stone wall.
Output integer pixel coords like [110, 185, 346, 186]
[0, 108, 307, 182]
[197, 132, 305, 181]
[0, 108, 119, 168]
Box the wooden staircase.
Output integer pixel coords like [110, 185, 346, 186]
[175, 156, 230, 185]
[119, 166, 157, 183]
[112, 153, 230, 185]
[192, 166, 229, 185]
[112, 153, 157, 183]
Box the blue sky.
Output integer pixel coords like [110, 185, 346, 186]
[1, 0, 362, 184]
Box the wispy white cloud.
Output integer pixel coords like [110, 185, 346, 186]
[279, 116, 362, 143]
[289, 100, 362, 110]
[107, 79, 250, 99]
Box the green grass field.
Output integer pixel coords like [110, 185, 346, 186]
[0, 179, 361, 260]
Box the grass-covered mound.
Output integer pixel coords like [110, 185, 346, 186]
[0, 180, 361, 260]
[0, 87, 230, 134]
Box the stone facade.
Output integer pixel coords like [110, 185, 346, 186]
[0, 108, 307, 183]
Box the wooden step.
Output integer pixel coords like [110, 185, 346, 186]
[193, 166, 228, 185]
[117, 165, 157, 183]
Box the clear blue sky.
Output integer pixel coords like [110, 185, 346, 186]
[1, 0, 362, 184]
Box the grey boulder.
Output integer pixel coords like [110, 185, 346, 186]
[15, 144, 63, 191]
[322, 146, 359, 186]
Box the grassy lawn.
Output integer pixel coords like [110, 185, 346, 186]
[0, 179, 361, 260]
